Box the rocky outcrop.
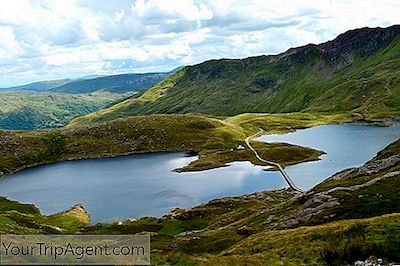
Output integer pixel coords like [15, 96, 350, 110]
[62, 204, 90, 225]
[358, 155, 400, 175]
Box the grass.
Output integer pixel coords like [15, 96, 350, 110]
[68, 28, 400, 124]
[0, 137, 399, 265]
[0, 112, 357, 177]
[0, 197, 89, 234]
[212, 214, 400, 266]
[0, 91, 129, 130]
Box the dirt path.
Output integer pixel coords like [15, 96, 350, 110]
[245, 130, 304, 192]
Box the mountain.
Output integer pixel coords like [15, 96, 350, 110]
[0, 79, 72, 92]
[0, 69, 181, 94]
[51, 73, 170, 94]
[73, 25, 400, 124]
[0, 91, 128, 130]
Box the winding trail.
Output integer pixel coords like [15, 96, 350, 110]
[245, 130, 304, 192]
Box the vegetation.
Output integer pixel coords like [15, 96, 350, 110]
[0, 197, 89, 234]
[0, 112, 357, 177]
[51, 73, 170, 94]
[0, 91, 129, 130]
[71, 26, 400, 125]
[0, 25, 399, 266]
[0, 139, 398, 265]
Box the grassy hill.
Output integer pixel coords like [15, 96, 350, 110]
[0, 91, 128, 130]
[72, 25, 400, 125]
[51, 73, 170, 94]
[0, 112, 357, 177]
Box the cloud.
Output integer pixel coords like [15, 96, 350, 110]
[0, 0, 399, 87]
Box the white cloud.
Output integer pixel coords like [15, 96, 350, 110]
[0, 26, 25, 59]
[0, 0, 399, 87]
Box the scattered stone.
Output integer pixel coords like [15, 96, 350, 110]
[237, 145, 245, 150]
[263, 215, 276, 224]
[329, 168, 357, 180]
[236, 225, 254, 235]
[354, 256, 385, 266]
[358, 155, 400, 175]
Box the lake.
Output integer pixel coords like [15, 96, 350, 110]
[0, 122, 398, 223]
[0, 153, 285, 223]
[257, 122, 400, 190]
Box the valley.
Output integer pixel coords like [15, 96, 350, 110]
[0, 69, 177, 130]
[0, 112, 360, 178]
[0, 121, 397, 224]
[0, 137, 398, 265]
[72, 26, 400, 125]
[0, 24, 399, 266]
[0, 91, 129, 130]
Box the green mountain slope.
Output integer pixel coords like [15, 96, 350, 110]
[73, 25, 400, 124]
[51, 73, 170, 94]
[0, 91, 128, 130]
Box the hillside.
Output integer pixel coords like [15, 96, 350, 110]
[72, 25, 400, 125]
[51, 73, 170, 94]
[1, 69, 177, 94]
[0, 112, 357, 177]
[0, 138, 399, 265]
[0, 91, 128, 130]
[0, 79, 71, 92]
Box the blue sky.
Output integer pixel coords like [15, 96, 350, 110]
[0, 0, 399, 87]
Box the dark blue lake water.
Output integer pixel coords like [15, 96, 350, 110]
[0, 122, 398, 223]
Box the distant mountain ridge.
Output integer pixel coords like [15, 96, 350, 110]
[50, 73, 169, 94]
[0, 91, 128, 130]
[0, 79, 72, 92]
[72, 25, 400, 124]
[1, 68, 181, 94]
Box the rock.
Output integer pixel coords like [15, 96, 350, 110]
[358, 155, 400, 175]
[329, 168, 356, 180]
[167, 207, 210, 220]
[236, 225, 254, 235]
[43, 225, 63, 233]
[354, 256, 384, 266]
[63, 204, 90, 225]
[295, 197, 340, 223]
[265, 215, 276, 224]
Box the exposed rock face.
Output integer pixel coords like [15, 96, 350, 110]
[64, 204, 90, 225]
[358, 155, 400, 175]
[166, 207, 210, 220]
[275, 150, 400, 229]
[319, 25, 400, 58]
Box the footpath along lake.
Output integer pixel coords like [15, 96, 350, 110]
[0, 122, 398, 223]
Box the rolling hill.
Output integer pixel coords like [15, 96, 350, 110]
[0, 70, 178, 130]
[50, 73, 170, 94]
[1, 69, 179, 94]
[0, 91, 128, 130]
[72, 25, 400, 125]
[0, 79, 72, 92]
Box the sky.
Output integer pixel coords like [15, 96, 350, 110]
[0, 0, 399, 87]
